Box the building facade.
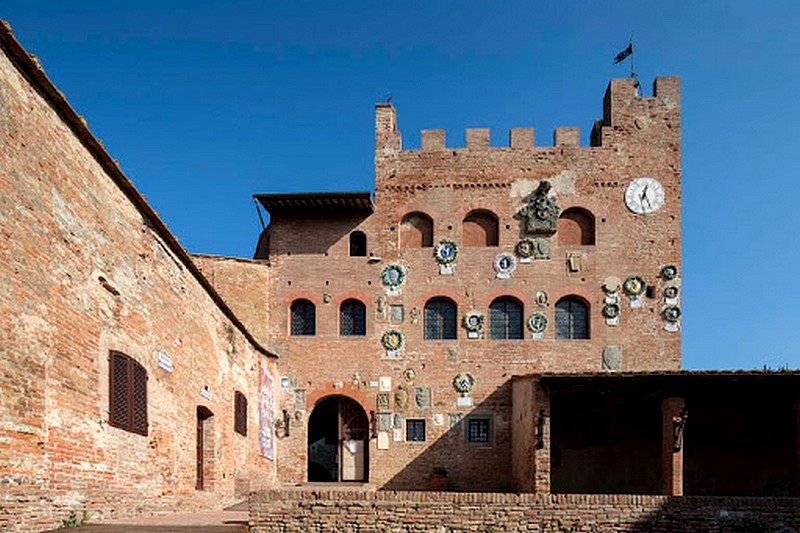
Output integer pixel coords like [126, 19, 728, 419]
[240, 75, 682, 490]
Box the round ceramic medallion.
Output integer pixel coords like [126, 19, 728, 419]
[434, 240, 458, 264]
[381, 264, 406, 287]
[663, 306, 681, 323]
[602, 303, 620, 319]
[381, 330, 404, 351]
[623, 275, 646, 297]
[452, 373, 475, 394]
[527, 313, 548, 334]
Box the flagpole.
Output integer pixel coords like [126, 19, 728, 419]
[629, 35, 635, 79]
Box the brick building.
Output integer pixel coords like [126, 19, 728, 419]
[3, 18, 800, 533]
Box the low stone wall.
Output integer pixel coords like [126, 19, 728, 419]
[250, 489, 800, 532]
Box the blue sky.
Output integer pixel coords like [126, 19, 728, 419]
[3, 1, 799, 370]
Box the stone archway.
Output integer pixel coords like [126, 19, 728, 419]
[307, 395, 368, 482]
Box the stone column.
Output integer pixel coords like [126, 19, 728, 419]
[533, 382, 551, 494]
[661, 397, 685, 496]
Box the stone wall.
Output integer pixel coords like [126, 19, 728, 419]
[250, 489, 800, 532]
[0, 24, 278, 532]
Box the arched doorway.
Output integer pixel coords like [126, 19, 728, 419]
[307, 396, 368, 482]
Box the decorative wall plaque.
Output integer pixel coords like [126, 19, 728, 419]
[566, 251, 582, 272]
[449, 413, 465, 428]
[393, 414, 403, 429]
[603, 276, 622, 293]
[394, 387, 408, 410]
[377, 412, 392, 431]
[531, 238, 551, 260]
[493, 253, 516, 279]
[515, 239, 535, 262]
[452, 373, 475, 394]
[462, 311, 485, 339]
[376, 392, 391, 411]
[602, 346, 622, 371]
[415, 387, 432, 410]
[403, 368, 416, 382]
[535, 291, 549, 307]
[602, 303, 620, 319]
[519, 181, 560, 235]
[389, 305, 404, 324]
[663, 306, 681, 323]
[661, 265, 679, 281]
[382, 264, 405, 296]
[381, 330, 404, 353]
[527, 313, 548, 337]
[664, 286, 679, 299]
[623, 275, 646, 297]
[434, 239, 458, 275]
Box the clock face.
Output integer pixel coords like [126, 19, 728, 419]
[625, 177, 665, 214]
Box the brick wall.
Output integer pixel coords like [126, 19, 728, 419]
[250, 489, 800, 532]
[0, 27, 278, 532]
[262, 77, 681, 490]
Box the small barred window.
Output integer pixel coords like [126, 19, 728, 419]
[406, 419, 426, 442]
[424, 298, 457, 340]
[489, 297, 523, 340]
[555, 297, 589, 340]
[467, 417, 492, 444]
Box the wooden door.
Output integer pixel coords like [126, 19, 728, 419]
[339, 398, 367, 481]
[196, 413, 204, 490]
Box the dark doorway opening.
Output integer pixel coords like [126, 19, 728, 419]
[307, 396, 368, 482]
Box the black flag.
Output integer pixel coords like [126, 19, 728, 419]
[614, 43, 633, 64]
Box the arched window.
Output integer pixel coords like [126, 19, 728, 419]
[463, 210, 499, 247]
[555, 297, 589, 340]
[558, 208, 595, 246]
[290, 299, 316, 336]
[489, 297, 523, 340]
[340, 299, 366, 336]
[424, 297, 457, 340]
[400, 212, 433, 248]
[349, 231, 367, 257]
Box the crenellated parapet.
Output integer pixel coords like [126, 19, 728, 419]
[375, 76, 680, 156]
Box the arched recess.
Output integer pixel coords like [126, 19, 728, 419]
[307, 395, 369, 482]
[400, 212, 433, 248]
[463, 210, 499, 247]
[196, 406, 215, 491]
[558, 207, 595, 246]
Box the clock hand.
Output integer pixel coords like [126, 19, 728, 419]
[641, 185, 651, 207]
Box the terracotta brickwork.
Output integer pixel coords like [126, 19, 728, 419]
[0, 25, 277, 532]
[260, 77, 681, 490]
[251, 489, 800, 532]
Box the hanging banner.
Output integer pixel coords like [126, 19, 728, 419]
[259, 360, 275, 460]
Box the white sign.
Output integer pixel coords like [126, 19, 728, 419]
[155, 351, 173, 373]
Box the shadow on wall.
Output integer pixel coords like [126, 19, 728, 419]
[380, 381, 515, 493]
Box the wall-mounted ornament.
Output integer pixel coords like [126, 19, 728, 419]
[409, 307, 420, 324]
[381, 264, 406, 295]
[462, 311, 485, 339]
[535, 291, 549, 308]
[661, 264, 679, 281]
[602, 276, 622, 294]
[452, 373, 475, 395]
[381, 329, 404, 357]
[624, 177, 665, 215]
[601, 345, 622, 372]
[663, 306, 681, 322]
[624, 275, 646, 308]
[519, 181, 560, 235]
[434, 239, 458, 275]
[376, 392, 391, 411]
[493, 253, 516, 279]
[663, 305, 681, 333]
[566, 251, 582, 273]
[664, 285, 679, 306]
[403, 368, 417, 382]
[415, 387, 432, 410]
[323, 292, 332, 304]
[527, 313, 548, 339]
[531, 238, 551, 260]
[602, 303, 620, 327]
[394, 386, 409, 410]
[515, 239, 535, 263]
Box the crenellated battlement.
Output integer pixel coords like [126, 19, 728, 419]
[375, 76, 680, 154]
